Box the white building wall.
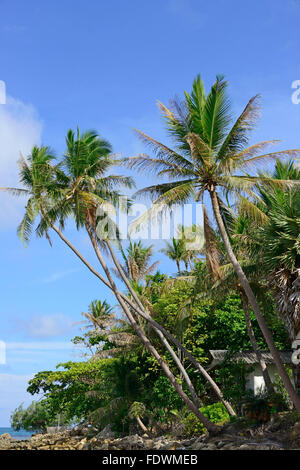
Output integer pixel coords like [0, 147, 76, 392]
[245, 364, 292, 396]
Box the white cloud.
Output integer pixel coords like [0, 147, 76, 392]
[0, 341, 80, 371]
[15, 314, 75, 339]
[0, 96, 42, 229]
[3, 341, 78, 366]
[38, 268, 80, 284]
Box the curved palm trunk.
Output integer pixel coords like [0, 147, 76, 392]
[210, 189, 300, 411]
[239, 289, 274, 395]
[176, 260, 181, 273]
[107, 239, 235, 415]
[136, 416, 149, 435]
[106, 240, 201, 409]
[84, 226, 218, 433]
[292, 365, 300, 395]
[51, 224, 235, 416]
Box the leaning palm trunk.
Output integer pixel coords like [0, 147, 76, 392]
[84, 225, 218, 433]
[136, 416, 149, 435]
[239, 289, 274, 395]
[210, 189, 300, 411]
[272, 269, 300, 394]
[50, 223, 235, 417]
[105, 239, 201, 409]
[292, 365, 300, 395]
[105, 239, 235, 416]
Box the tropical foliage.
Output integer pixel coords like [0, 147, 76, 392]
[4, 74, 300, 436]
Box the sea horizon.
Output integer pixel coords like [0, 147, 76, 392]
[0, 427, 33, 440]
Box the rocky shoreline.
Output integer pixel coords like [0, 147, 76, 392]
[1, 413, 300, 451]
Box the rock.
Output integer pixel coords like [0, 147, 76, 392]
[1, 412, 299, 450]
[160, 441, 181, 450]
[216, 440, 227, 449]
[0, 433, 11, 440]
[201, 443, 217, 450]
[239, 443, 256, 450]
[76, 438, 88, 450]
[96, 424, 115, 439]
[142, 439, 155, 450]
[190, 441, 205, 450]
[290, 422, 300, 440]
[289, 421, 300, 448]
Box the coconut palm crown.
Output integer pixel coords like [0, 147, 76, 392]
[120, 240, 159, 283]
[39, 128, 134, 235]
[1, 129, 135, 246]
[123, 74, 300, 411]
[125, 75, 299, 220]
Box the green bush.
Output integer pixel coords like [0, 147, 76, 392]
[184, 402, 230, 436]
[10, 400, 58, 432]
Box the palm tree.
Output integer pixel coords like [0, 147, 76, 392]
[77, 299, 136, 358]
[177, 224, 203, 271]
[160, 237, 186, 273]
[256, 161, 300, 344]
[119, 240, 159, 283]
[0, 146, 66, 245]
[128, 401, 149, 435]
[82, 299, 116, 330]
[256, 184, 300, 392]
[2, 129, 238, 430]
[239, 159, 300, 392]
[7, 131, 225, 431]
[210, 208, 275, 395]
[124, 75, 300, 409]
[182, 206, 275, 396]
[56, 129, 213, 423]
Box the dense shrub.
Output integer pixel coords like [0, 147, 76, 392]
[183, 402, 230, 436]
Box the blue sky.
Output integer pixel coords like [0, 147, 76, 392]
[0, 0, 300, 425]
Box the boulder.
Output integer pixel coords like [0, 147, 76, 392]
[96, 424, 115, 439]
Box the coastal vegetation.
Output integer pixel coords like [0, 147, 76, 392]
[4, 74, 300, 436]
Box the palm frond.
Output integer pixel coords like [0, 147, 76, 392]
[130, 129, 194, 169]
[218, 94, 261, 160]
[184, 75, 205, 136]
[0, 187, 29, 197]
[121, 153, 196, 179]
[201, 75, 231, 150]
[241, 149, 300, 170]
[237, 195, 269, 224]
[185, 132, 212, 166]
[134, 178, 196, 202]
[17, 198, 36, 244]
[157, 101, 191, 152]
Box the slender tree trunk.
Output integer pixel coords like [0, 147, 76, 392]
[136, 416, 149, 434]
[51, 224, 235, 416]
[106, 239, 235, 415]
[210, 189, 300, 411]
[291, 332, 300, 395]
[176, 260, 181, 273]
[292, 365, 300, 395]
[106, 240, 201, 408]
[239, 289, 274, 395]
[84, 227, 218, 433]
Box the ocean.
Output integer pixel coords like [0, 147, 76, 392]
[0, 427, 33, 440]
